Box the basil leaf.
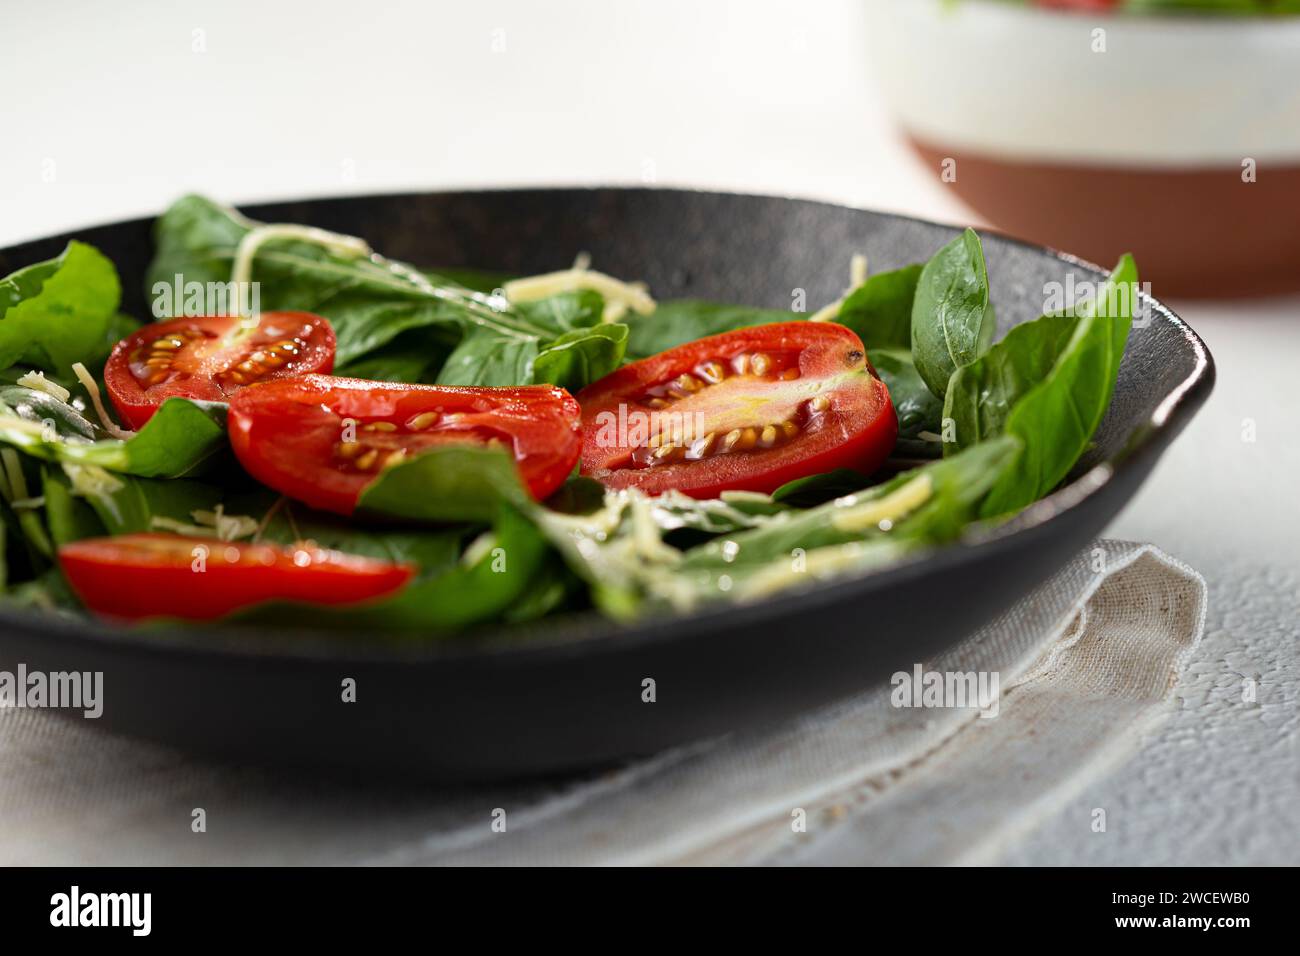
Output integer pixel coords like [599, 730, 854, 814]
[975, 256, 1138, 517]
[624, 300, 798, 358]
[910, 228, 995, 400]
[357, 444, 529, 524]
[871, 347, 944, 440]
[833, 263, 923, 349]
[0, 241, 121, 376]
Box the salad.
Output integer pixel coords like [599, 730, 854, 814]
[0, 196, 1138, 633]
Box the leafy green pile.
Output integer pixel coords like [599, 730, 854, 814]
[0, 196, 1138, 634]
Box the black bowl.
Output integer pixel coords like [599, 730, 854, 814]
[0, 188, 1213, 781]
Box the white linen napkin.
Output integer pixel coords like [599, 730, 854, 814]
[0, 539, 1206, 866]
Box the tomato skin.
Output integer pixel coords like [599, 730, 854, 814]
[104, 312, 336, 429]
[58, 534, 413, 621]
[228, 375, 582, 516]
[577, 322, 897, 498]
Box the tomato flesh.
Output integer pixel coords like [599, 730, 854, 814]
[58, 533, 413, 621]
[104, 312, 336, 429]
[577, 322, 897, 498]
[228, 375, 582, 516]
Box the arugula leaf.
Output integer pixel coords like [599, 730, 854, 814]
[624, 300, 798, 358]
[910, 228, 995, 400]
[0, 389, 227, 478]
[357, 444, 529, 524]
[0, 241, 121, 376]
[871, 347, 944, 440]
[832, 263, 923, 349]
[971, 256, 1139, 518]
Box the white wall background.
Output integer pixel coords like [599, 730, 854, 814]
[0, 0, 959, 246]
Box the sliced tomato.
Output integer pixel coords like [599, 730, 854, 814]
[227, 375, 581, 516]
[58, 533, 413, 621]
[577, 322, 897, 498]
[104, 312, 336, 429]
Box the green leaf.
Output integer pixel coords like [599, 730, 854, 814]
[42, 468, 106, 546]
[332, 327, 454, 383]
[910, 229, 995, 400]
[70, 470, 223, 536]
[516, 289, 605, 333]
[833, 263, 923, 349]
[976, 256, 1138, 518]
[231, 506, 550, 632]
[682, 435, 1021, 574]
[357, 444, 529, 524]
[148, 195, 557, 376]
[871, 347, 944, 440]
[0, 390, 227, 478]
[435, 327, 540, 387]
[624, 300, 798, 358]
[0, 241, 121, 376]
[532, 324, 628, 392]
[226, 490, 464, 578]
[771, 469, 876, 506]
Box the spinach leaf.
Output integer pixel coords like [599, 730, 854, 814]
[225, 490, 464, 578]
[910, 228, 995, 400]
[870, 347, 944, 440]
[70, 469, 225, 536]
[771, 469, 876, 506]
[681, 434, 1021, 575]
[0, 241, 121, 376]
[231, 506, 550, 632]
[42, 468, 106, 546]
[150, 196, 621, 388]
[971, 256, 1139, 518]
[0, 389, 227, 478]
[833, 263, 923, 349]
[357, 444, 529, 524]
[531, 324, 628, 393]
[624, 300, 798, 358]
[332, 327, 456, 383]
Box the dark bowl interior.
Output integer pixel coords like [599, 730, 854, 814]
[0, 188, 1213, 780]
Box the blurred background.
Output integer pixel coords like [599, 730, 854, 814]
[1, 0, 942, 243]
[3, 0, 1297, 863]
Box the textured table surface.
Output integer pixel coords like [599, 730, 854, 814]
[3, 0, 1295, 865]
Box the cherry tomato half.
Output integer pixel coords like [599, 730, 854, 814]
[104, 312, 336, 429]
[577, 322, 897, 498]
[227, 375, 582, 516]
[58, 533, 413, 621]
